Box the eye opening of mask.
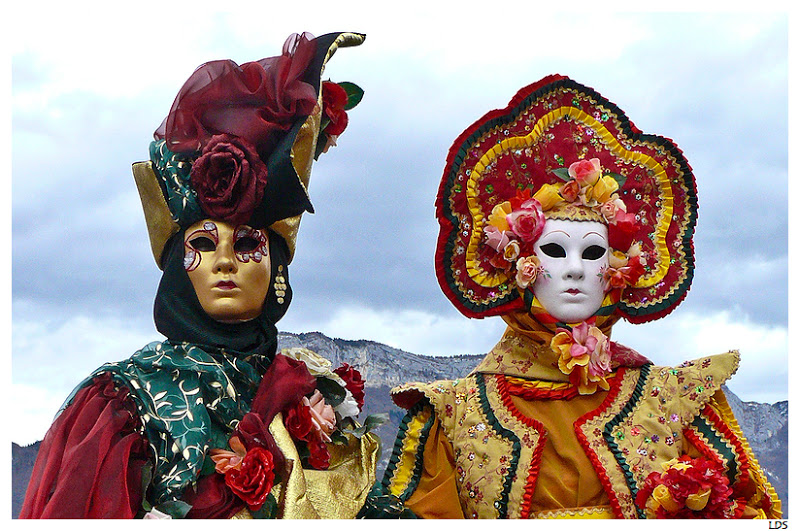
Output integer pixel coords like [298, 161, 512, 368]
[582, 244, 606, 260]
[540, 243, 566, 258]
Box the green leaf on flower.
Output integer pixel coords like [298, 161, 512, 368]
[342, 413, 389, 438]
[155, 499, 192, 519]
[251, 494, 279, 519]
[316, 376, 346, 407]
[329, 430, 349, 445]
[607, 172, 627, 187]
[550, 167, 571, 181]
[338, 81, 364, 110]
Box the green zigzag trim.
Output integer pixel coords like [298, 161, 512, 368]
[380, 399, 435, 502]
[603, 364, 651, 519]
[690, 414, 738, 485]
[477, 375, 519, 518]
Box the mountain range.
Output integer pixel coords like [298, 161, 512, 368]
[12, 330, 788, 518]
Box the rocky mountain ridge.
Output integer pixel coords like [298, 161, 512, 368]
[12, 330, 788, 517]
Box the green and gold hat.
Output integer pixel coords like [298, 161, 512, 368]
[133, 31, 366, 268]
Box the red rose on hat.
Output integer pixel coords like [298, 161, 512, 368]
[321, 81, 349, 136]
[190, 134, 268, 225]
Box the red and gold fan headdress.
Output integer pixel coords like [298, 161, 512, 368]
[435, 75, 698, 324]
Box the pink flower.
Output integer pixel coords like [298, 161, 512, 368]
[515, 255, 542, 288]
[210, 436, 247, 474]
[506, 204, 545, 243]
[600, 196, 627, 223]
[551, 321, 612, 394]
[568, 158, 602, 187]
[304, 390, 336, 443]
[484, 224, 511, 252]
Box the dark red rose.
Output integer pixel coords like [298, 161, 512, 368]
[321, 81, 349, 136]
[190, 134, 268, 225]
[224, 446, 275, 511]
[284, 401, 314, 442]
[306, 437, 331, 470]
[333, 363, 366, 411]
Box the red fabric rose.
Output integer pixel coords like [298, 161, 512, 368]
[190, 134, 268, 225]
[333, 363, 366, 411]
[321, 81, 349, 136]
[635, 455, 736, 518]
[306, 437, 331, 470]
[607, 211, 638, 252]
[284, 401, 314, 442]
[224, 446, 275, 511]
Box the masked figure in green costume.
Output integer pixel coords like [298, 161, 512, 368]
[21, 32, 379, 519]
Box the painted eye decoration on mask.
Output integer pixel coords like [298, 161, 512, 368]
[184, 221, 219, 271]
[234, 226, 268, 263]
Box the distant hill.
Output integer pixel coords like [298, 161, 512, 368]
[12, 331, 788, 518]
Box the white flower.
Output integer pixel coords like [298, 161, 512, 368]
[280, 347, 332, 377]
[335, 388, 360, 420]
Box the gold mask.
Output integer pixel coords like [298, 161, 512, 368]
[184, 219, 271, 323]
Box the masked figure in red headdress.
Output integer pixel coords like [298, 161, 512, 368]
[360, 75, 781, 519]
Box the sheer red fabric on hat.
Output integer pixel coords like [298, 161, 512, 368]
[155, 33, 319, 158]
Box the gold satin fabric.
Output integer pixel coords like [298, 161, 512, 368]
[231, 413, 379, 519]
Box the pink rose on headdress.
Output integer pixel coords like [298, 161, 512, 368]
[484, 225, 511, 252]
[190, 134, 268, 225]
[515, 255, 542, 288]
[506, 203, 545, 243]
[568, 158, 602, 187]
[600, 196, 627, 223]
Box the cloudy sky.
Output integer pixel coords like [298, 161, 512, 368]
[9, 4, 791, 445]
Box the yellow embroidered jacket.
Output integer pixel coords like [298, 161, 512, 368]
[367, 338, 780, 519]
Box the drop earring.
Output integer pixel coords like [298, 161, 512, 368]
[274, 265, 287, 304]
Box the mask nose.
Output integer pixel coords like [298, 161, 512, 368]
[213, 240, 238, 274]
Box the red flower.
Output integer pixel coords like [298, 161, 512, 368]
[306, 437, 331, 470]
[284, 401, 314, 442]
[190, 134, 268, 225]
[636, 455, 736, 518]
[334, 363, 366, 411]
[224, 446, 276, 511]
[321, 81, 349, 136]
[608, 211, 638, 252]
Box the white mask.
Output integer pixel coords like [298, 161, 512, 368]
[532, 218, 609, 323]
